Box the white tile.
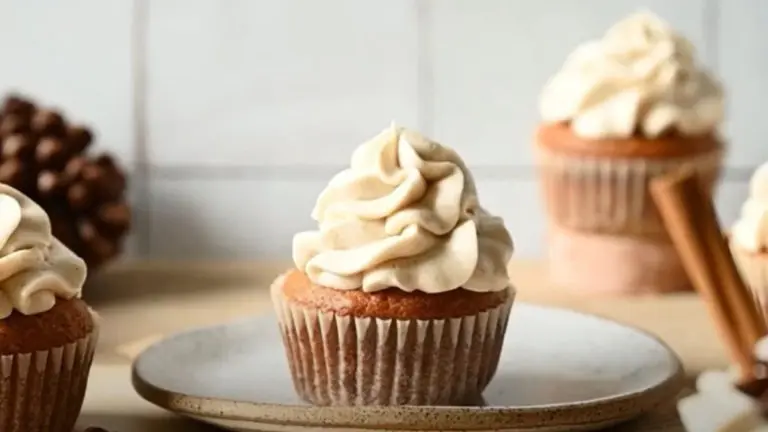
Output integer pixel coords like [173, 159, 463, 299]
[0, 0, 135, 164]
[718, 1, 768, 168]
[715, 178, 749, 229]
[147, 177, 325, 259]
[475, 177, 545, 259]
[146, 0, 419, 168]
[119, 169, 147, 259]
[426, 0, 710, 167]
[146, 174, 545, 259]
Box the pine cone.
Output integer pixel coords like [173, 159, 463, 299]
[0, 94, 131, 272]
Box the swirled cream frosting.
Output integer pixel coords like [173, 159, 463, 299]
[732, 162, 768, 252]
[540, 11, 723, 139]
[0, 184, 86, 319]
[293, 124, 514, 293]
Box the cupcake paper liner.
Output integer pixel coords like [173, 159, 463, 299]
[731, 244, 768, 325]
[272, 288, 514, 406]
[0, 327, 98, 432]
[536, 147, 723, 236]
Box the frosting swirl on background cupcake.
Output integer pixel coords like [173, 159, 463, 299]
[540, 11, 723, 139]
[732, 163, 768, 253]
[293, 124, 514, 293]
[0, 184, 86, 318]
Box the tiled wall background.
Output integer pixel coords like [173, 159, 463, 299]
[0, 0, 763, 260]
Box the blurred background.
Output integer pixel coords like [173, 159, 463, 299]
[1, 0, 763, 261]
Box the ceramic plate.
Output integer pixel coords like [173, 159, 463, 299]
[132, 303, 684, 432]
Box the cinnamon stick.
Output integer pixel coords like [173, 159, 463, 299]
[651, 167, 766, 381]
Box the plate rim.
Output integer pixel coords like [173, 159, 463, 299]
[131, 303, 686, 430]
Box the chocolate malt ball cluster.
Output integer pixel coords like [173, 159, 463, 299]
[0, 94, 131, 272]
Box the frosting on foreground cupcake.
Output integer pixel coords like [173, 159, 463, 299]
[540, 11, 723, 140]
[292, 123, 514, 293]
[0, 183, 86, 318]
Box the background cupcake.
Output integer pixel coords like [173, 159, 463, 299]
[0, 184, 96, 431]
[731, 162, 768, 323]
[272, 124, 515, 406]
[535, 11, 724, 294]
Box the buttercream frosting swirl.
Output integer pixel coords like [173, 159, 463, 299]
[732, 162, 768, 252]
[293, 124, 514, 293]
[540, 11, 723, 139]
[0, 184, 86, 319]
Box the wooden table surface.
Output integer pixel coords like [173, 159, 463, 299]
[73, 259, 725, 432]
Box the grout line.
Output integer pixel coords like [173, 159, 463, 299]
[143, 164, 535, 181]
[138, 163, 758, 182]
[415, 0, 433, 136]
[131, 0, 151, 256]
[704, 0, 720, 71]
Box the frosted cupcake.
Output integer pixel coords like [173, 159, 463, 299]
[271, 124, 515, 406]
[731, 162, 768, 323]
[535, 11, 724, 294]
[0, 184, 96, 431]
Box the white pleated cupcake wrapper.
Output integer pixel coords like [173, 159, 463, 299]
[273, 292, 514, 406]
[731, 245, 768, 326]
[0, 327, 98, 432]
[536, 147, 723, 235]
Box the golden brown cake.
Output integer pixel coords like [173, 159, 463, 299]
[0, 298, 93, 354]
[278, 269, 510, 320]
[535, 12, 725, 294]
[272, 124, 516, 406]
[0, 185, 96, 432]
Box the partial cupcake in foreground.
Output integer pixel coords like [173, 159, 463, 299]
[535, 11, 724, 294]
[272, 124, 515, 406]
[0, 184, 96, 431]
[731, 162, 768, 324]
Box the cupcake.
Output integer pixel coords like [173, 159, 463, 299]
[0, 184, 96, 431]
[271, 124, 515, 406]
[730, 162, 768, 323]
[535, 11, 724, 294]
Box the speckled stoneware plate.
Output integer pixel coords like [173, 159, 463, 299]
[132, 303, 684, 432]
